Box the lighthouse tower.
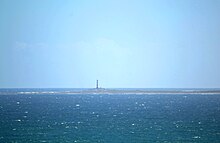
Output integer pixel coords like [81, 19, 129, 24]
[96, 80, 99, 89]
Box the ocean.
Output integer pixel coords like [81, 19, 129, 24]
[0, 88, 220, 143]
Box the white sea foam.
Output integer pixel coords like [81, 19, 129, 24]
[15, 119, 21, 122]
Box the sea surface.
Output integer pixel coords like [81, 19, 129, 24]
[0, 88, 220, 143]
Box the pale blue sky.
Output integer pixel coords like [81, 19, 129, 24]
[0, 0, 220, 88]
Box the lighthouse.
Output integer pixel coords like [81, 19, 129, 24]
[96, 80, 99, 89]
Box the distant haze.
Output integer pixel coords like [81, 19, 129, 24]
[0, 0, 220, 88]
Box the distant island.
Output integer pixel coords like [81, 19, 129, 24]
[1, 88, 220, 95]
[1, 81, 220, 95]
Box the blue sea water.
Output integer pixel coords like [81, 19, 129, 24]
[0, 88, 220, 143]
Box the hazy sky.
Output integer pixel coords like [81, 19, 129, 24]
[0, 0, 220, 88]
